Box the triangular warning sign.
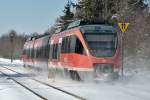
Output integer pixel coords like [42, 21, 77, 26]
[118, 22, 129, 33]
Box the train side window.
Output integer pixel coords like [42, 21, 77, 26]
[32, 48, 34, 58]
[39, 47, 41, 58]
[57, 43, 61, 61]
[45, 44, 50, 59]
[61, 39, 64, 53]
[31, 48, 33, 58]
[61, 38, 65, 53]
[23, 49, 26, 55]
[56, 44, 58, 59]
[67, 36, 71, 53]
[22, 49, 24, 55]
[38, 47, 40, 58]
[29, 49, 31, 58]
[41, 46, 43, 58]
[64, 37, 68, 53]
[75, 37, 84, 54]
[70, 35, 76, 53]
[28, 49, 30, 57]
[61, 35, 84, 54]
[65, 37, 68, 53]
[55, 44, 58, 59]
[49, 44, 53, 59]
[26, 49, 29, 57]
[61, 37, 66, 53]
[61, 36, 71, 53]
[52, 44, 55, 59]
[42, 46, 45, 58]
[36, 48, 39, 58]
[34, 48, 36, 58]
[54, 44, 56, 59]
[37, 47, 40, 58]
[36, 48, 38, 58]
[70, 35, 84, 54]
[52, 44, 58, 59]
[25, 49, 27, 55]
[29, 48, 32, 58]
[45, 45, 47, 58]
[40, 46, 43, 58]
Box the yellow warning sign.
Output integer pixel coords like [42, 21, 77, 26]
[118, 22, 129, 33]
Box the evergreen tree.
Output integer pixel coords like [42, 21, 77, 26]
[63, 0, 74, 20]
[77, 0, 120, 22]
[128, 0, 147, 8]
[78, 0, 93, 20]
[56, 0, 74, 28]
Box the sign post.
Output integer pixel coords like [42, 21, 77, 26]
[118, 22, 129, 76]
[9, 31, 16, 63]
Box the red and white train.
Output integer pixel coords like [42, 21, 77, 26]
[22, 20, 120, 80]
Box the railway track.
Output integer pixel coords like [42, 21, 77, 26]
[0, 70, 48, 100]
[0, 66, 86, 100]
[1, 65, 150, 100]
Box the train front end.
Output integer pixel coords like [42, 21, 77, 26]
[79, 25, 120, 80]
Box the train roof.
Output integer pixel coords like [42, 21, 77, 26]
[79, 24, 116, 34]
[26, 20, 115, 42]
[67, 19, 106, 29]
[26, 33, 50, 42]
[55, 20, 114, 33]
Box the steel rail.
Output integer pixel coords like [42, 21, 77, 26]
[0, 70, 47, 100]
[1, 66, 86, 100]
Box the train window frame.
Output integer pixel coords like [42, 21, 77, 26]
[70, 35, 76, 53]
[37, 47, 40, 58]
[29, 48, 32, 58]
[33, 47, 37, 58]
[53, 44, 56, 59]
[65, 37, 69, 53]
[45, 44, 50, 59]
[61, 35, 85, 55]
[56, 44, 59, 59]
[31, 48, 34, 58]
[49, 44, 53, 59]
[61, 36, 67, 53]
[51, 44, 59, 60]
[57, 43, 61, 61]
[75, 36, 84, 54]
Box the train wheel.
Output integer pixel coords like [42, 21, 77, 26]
[23, 64, 26, 68]
[94, 66, 102, 78]
[64, 68, 69, 76]
[70, 70, 81, 81]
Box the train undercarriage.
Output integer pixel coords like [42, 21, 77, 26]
[47, 65, 119, 81]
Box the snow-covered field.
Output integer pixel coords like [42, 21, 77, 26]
[0, 58, 23, 67]
[0, 58, 150, 100]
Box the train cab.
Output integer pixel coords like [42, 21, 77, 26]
[48, 20, 120, 80]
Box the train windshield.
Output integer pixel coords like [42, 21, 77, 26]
[80, 25, 117, 57]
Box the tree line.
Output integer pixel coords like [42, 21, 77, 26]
[0, 0, 149, 59]
[0, 30, 26, 59]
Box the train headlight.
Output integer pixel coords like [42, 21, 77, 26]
[94, 64, 113, 73]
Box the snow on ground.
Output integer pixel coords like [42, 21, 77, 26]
[0, 57, 150, 100]
[0, 58, 23, 67]
[124, 56, 150, 75]
[35, 72, 150, 100]
[0, 75, 42, 100]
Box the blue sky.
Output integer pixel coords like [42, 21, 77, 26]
[0, 0, 149, 35]
[0, 0, 68, 35]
